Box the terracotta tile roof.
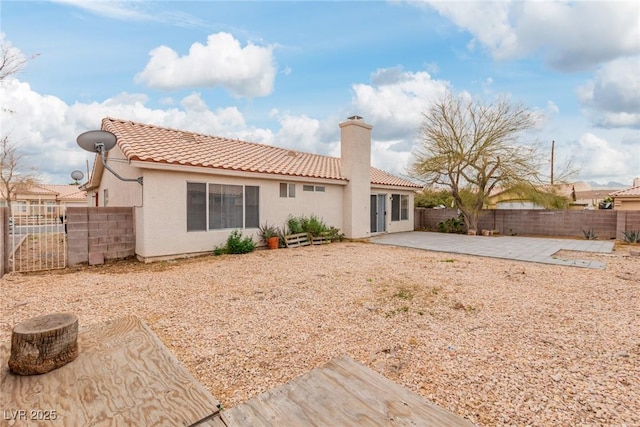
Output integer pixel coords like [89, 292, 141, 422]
[101, 118, 421, 188]
[19, 184, 58, 196]
[370, 167, 419, 188]
[610, 186, 640, 197]
[25, 184, 85, 200]
[37, 184, 87, 201]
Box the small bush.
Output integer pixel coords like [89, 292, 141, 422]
[326, 226, 345, 242]
[582, 229, 597, 240]
[216, 229, 256, 255]
[437, 216, 465, 234]
[284, 214, 343, 241]
[621, 230, 640, 243]
[300, 214, 326, 237]
[286, 216, 304, 234]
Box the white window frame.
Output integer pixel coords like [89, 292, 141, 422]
[391, 194, 409, 221]
[280, 183, 296, 198]
[187, 182, 259, 232]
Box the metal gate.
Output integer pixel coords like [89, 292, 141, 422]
[9, 203, 67, 272]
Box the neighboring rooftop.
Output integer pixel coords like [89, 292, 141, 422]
[610, 186, 640, 197]
[102, 117, 421, 188]
[1, 183, 86, 202]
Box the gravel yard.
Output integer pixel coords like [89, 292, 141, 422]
[1, 241, 639, 426]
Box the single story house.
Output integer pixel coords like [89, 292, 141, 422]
[1, 183, 86, 224]
[610, 178, 640, 210]
[81, 116, 421, 262]
[485, 184, 574, 210]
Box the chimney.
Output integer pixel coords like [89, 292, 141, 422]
[340, 116, 372, 239]
[634, 177, 640, 188]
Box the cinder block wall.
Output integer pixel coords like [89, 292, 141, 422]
[67, 207, 135, 266]
[616, 210, 640, 240]
[415, 208, 637, 240]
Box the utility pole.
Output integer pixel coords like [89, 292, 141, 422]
[550, 140, 555, 186]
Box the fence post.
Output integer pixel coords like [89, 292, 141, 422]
[615, 211, 626, 241]
[1, 207, 8, 277]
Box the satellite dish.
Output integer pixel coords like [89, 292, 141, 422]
[77, 130, 117, 153]
[70, 170, 84, 181]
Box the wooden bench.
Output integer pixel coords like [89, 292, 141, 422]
[284, 233, 311, 248]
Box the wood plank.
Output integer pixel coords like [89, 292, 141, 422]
[221, 355, 473, 427]
[1, 316, 220, 426]
[284, 233, 311, 248]
[311, 235, 331, 245]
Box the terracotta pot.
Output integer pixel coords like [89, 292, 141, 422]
[267, 236, 279, 249]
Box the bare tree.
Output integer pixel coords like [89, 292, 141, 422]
[1, 135, 38, 211]
[410, 94, 558, 233]
[0, 40, 36, 82]
[1, 41, 38, 210]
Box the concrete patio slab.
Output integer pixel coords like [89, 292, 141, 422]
[370, 232, 615, 269]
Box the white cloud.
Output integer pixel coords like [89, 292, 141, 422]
[52, 0, 153, 21]
[52, 1, 206, 27]
[371, 139, 414, 178]
[351, 66, 450, 139]
[570, 133, 634, 182]
[423, 0, 640, 71]
[577, 56, 640, 128]
[135, 32, 276, 98]
[0, 77, 246, 183]
[268, 113, 323, 153]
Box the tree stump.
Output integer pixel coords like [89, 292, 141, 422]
[8, 313, 79, 375]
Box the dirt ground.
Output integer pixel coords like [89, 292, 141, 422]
[1, 240, 639, 426]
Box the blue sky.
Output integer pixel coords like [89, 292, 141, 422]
[1, 0, 639, 187]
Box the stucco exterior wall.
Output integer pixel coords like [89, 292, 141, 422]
[614, 198, 640, 210]
[341, 118, 372, 239]
[90, 145, 143, 208]
[134, 168, 346, 260]
[372, 187, 416, 234]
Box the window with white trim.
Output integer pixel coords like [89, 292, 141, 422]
[303, 185, 326, 192]
[391, 194, 409, 221]
[280, 183, 295, 198]
[187, 182, 259, 232]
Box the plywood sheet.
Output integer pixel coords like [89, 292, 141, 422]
[1, 316, 220, 426]
[221, 355, 473, 427]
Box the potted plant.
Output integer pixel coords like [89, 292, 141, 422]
[258, 223, 280, 249]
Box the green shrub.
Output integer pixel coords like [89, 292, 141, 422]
[582, 229, 597, 240]
[415, 189, 453, 208]
[326, 226, 345, 242]
[217, 229, 256, 255]
[284, 214, 343, 241]
[300, 214, 326, 237]
[437, 216, 465, 234]
[622, 230, 640, 243]
[286, 216, 304, 234]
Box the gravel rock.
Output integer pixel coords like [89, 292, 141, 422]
[1, 242, 638, 426]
